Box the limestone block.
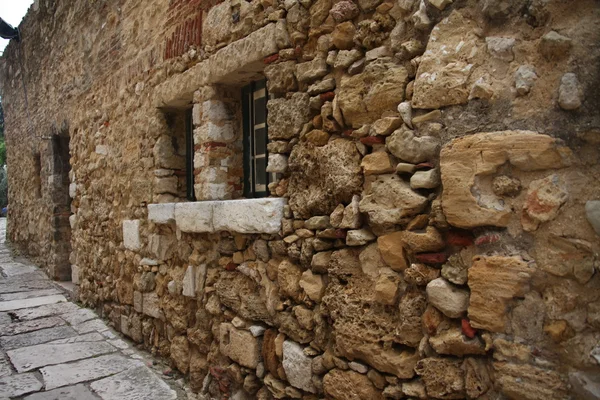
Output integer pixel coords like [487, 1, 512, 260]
[202, 100, 231, 122]
[426, 278, 469, 318]
[586, 200, 600, 235]
[153, 135, 185, 170]
[361, 152, 394, 175]
[264, 61, 298, 94]
[266, 154, 288, 173]
[282, 341, 316, 393]
[267, 93, 311, 140]
[71, 265, 80, 285]
[134, 291, 143, 313]
[69, 182, 76, 198]
[296, 57, 328, 83]
[148, 234, 176, 261]
[386, 127, 439, 164]
[69, 214, 77, 230]
[468, 256, 532, 332]
[412, 11, 482, 109]
[123, 220, 141, 251]
[521, 174, 568, 231]
[219, 323, 260, 368]
[212, 198, 286, 234]
[288, 139, 363, 219]
[299, 270, 325, 302]
[153, 176, 178, 195]
[95, 145, 109, 155]
[195, 122, 235, 143]
[323, 369, 384, 399]
[558, 72, 582, 111]
[440, 131, 572, 229]
[202, 1, 233, 46]
[175, 202, 214, 233]
[494, 362, 568, 400]
[182, 266, 196, 297]
[485, 36, 515, 61]
[415, 358, 465, 399]
[142, 292, 163, 320]
[148, 203, 175, 224]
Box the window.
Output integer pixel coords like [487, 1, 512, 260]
[185, 109, 195, 201]
[242, 79, 271, 198]
[160, 108, 194, 201]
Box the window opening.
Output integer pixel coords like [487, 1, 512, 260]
[242, 79, 272, 198]
[185, 109, 195, 201]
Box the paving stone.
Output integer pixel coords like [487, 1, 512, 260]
[90, 366, 177, 400]
[0, 279, 56, 294]
[60, 308, 97, 326]
[7, 341, 117, 372]
[10, 303, 80, 321]
[0, 353, 13, 377]
[108, 339, 129, 350]
[41, 354, 144, 390]
[0, 295, 67, 312]
[0, 373, 43, 397]
[1, 325, 78, 350]
[0, 313, 11, 325]
[49, 332, 105, 344]
[0, 316, 66, 336]
[0, 263, 40, 277]
[73, 319, 109, 334]
[0, 289, 63, 302]
[23, 384, 100, 400]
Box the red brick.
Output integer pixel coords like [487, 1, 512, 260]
[415, 252, 447, 264]
[360, 136, 385, 145]
[263, 54, 279, 64]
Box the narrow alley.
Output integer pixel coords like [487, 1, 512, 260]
[0, 218, 183, 399]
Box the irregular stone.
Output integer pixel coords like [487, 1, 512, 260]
[441, 254, 469, 285]
[299, 270, 325, 302]
[288, 139, 363, 219]
[377, 236, 409, 272]
[440, 131, 572, 229]
[493, 362, 568, 400]
[415, 358, 465, 399]
[515, 65, 538, 96]
[468, 256, 531, 332]
[469, 77, 494, 100]
[266, 154, 288, 174]
[361, 152, 395, 175]
[346, 229, 376, 246]
[0, 373, 42, 398]
[586, 200, 600, 235]
[410, 169, 440, 189]
[41, 354, 143, 390]
[428, 327, 486, 356]
[378, 227, 445, 254]
[311, 251, 332, 273]
[412, 11, 481, 109]
[492, 175, 521, 197]
[305, 216, 330, 230]
[296, 57, 328, 83]
[264, 61, 298, 94]
[463, 358, 492, 399]
[374, 269, 401, 305]
[371, 117, 402, 137]
[397, 290, 427, 346]
[521, 174, 568, 231]
[539, 31, 572, 60]
[329, 0, 360, 22]
[323, 369, 384, 400]
[282, 341, 316, 393]
[219, 323, 260, 368]
[397, 101, 412, 128]
[340, 195, 362, 229]
[332, 21, 356, 50]
[429, 0, 452, 10]
[404, 263, 440, 286]
[90, 366, 177, 400]
[558, 72, 582, 110]
[569, 371, 600, 400]
[485, 36, 515, 61]
[153, 135, 185, 170]
[396, 163, 416, 174]
[359, 174, 428, 229]
[334, 49, 363, 69]
[338, 60, 408, 128]
[305, 129, 330, 146]
[426, 278, 469, 318]
[308, 79, 336, 95]
[386, 127, 439, 164]
[267, 93, 311, 140]
[7, 341, 117, 372]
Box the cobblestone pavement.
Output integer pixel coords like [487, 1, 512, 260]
[0, 219, 187, 399]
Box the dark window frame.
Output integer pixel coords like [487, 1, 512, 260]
[242, 79, 271, 198]
[185, 109, 195, 201]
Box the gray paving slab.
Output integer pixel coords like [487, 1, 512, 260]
[0, 263, 40, 277]
[11, 302, 80, 321]
[0, 295, 67, 312]
[0, 316, 66, 336]
[7, 341, 118, 372]
[0, 289, 63, 302]
[73, 319, 110, 334]
[0, 279, 56, 294]
[90, 366, 177, 400]
[0, 372, 43, 397]
[60, 308, 97, 326]
[0, 353, 12, 377]
[1, 325, 78, 350]
[41, 354, 145, 390]
[23, 384, 100, 400]
[0, 272, 48, 284]
[49, 331, 105, 344]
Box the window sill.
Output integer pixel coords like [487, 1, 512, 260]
[147, 198, 286, 235]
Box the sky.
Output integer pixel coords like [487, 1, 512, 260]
[0, 0, 35, 54]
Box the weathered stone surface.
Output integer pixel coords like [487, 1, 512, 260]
[379, 227, 445, 254]
[329, 0, 360, 22]
[361, 152, 394, 175]
[359, 175, 428, 229]
[338, 60, 408, 127]
[586, 201, 600, 235]
[515, 65, 538, 96]
[288, 139, 363, 219]
[558, 72, 582, 110]
[429, 327, 486, 356]
[0, 326, 77, 350]
[323, 369, 384, 400]
[494, 362, 568, 400]
[412, 11, 482, 109]
[468, 256, 531, 332]
[90, 366, 177, 400]
[521, 174, 568, 231]
[410, 169, 440, 189]
[23, 384, 98, 400]
[346, 229, 376, 246]
[440, 131, 572, 229]
[539, 31, 572, 60]
[415, 358, 465, 399]
[486, 36, 515, 61]
[299, 270, 325, 302]
[267, 93, 311, 140]
[147, 203, 175, 224]
[282, 341, 316, 393]
[0, 316, 66, 336]
[7, 341, 117, 372]
[386, 128, 439, 164]
[426, 278, 469, 318]
[0, 295, 67, 312]
[123, 220, 141, 251]
[41, 354, 143, 389]
[278, 260, 303, 300]
[0, 373, 42, 398]
[219, 323, 260, 368]
[264, 61, 298, 94]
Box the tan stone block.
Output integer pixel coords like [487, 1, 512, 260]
[219, 323, 260, 368]
[468, 256, 532, 332]
[299, 270, 325, 302]
[361, 152, 395, 175]
[323, 369, 384, 400]
[377, 235, 409, 271]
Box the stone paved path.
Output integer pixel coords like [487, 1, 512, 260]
[0, 219, 185, 399]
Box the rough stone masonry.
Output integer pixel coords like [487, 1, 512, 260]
[0, 0, 600, 399]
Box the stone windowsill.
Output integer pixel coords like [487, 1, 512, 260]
[147, 198, 286, 235]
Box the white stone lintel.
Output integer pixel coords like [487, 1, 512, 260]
[153, 198, 286, 234]
[148, 203, 176, 224]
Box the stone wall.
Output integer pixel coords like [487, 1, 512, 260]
[1, 0, 600, 399]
